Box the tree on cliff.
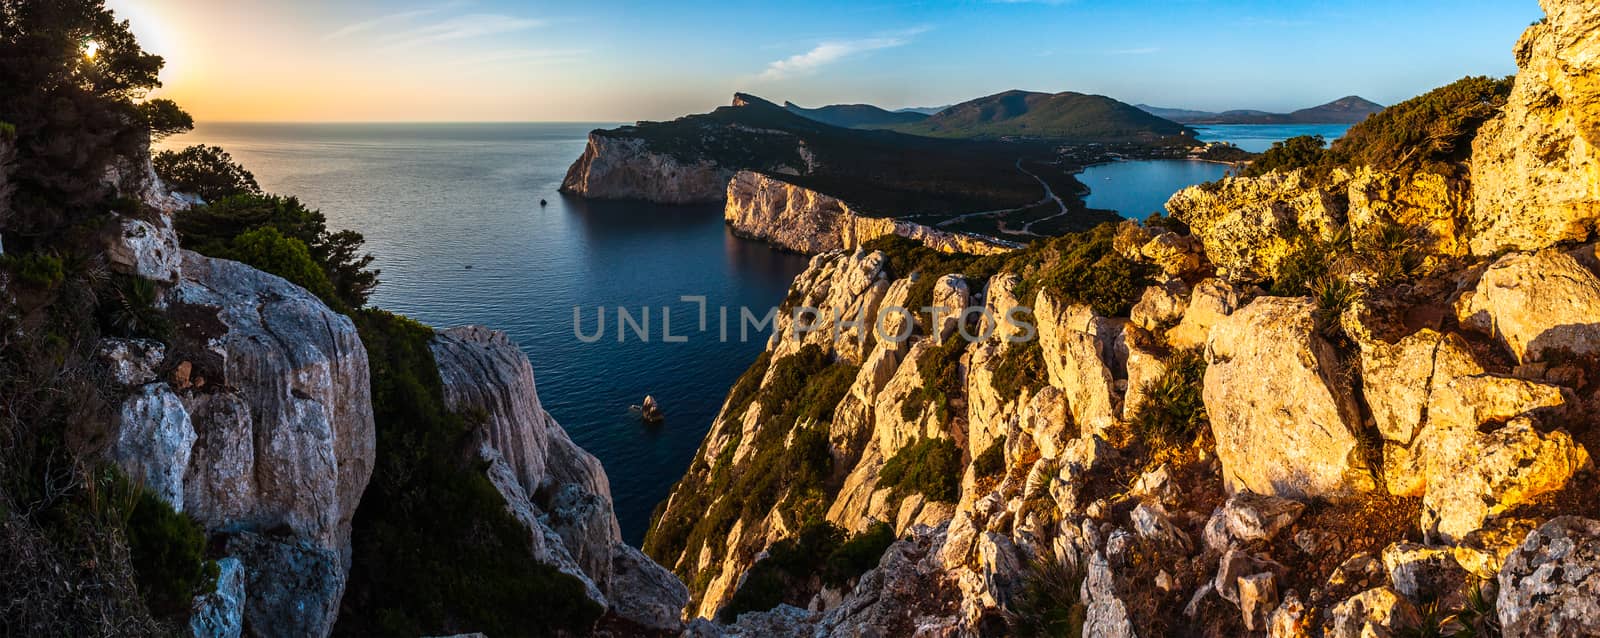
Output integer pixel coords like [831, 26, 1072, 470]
[153, 144, 261, 202]
[0, 0, 182, 247]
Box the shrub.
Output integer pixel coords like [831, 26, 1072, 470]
[719, 519, 896, 621]
[1242, 135, 1331, 178]
[0, 120, 15, 140]
[992, 338, 1047, 400]
[878, 437, 963, 503]
[1, 251, 66, 288]
[153, 145, 261, 203]
[1131, 348, 1208, 448]
[176, 194, 378, 310]
[102, 274, 174, 340]
[125, 487, 217, 618]
[336, 310, 604, 637]
[1023, 223, 1154, 318]
[824, 521, 895, 587]
[972, 437, 1007, 479]
[225, 226, 341, 306]
[902, 334, 967, 423]
[1331, 76, 1513, 176]
[1010, 555, 1086, 638]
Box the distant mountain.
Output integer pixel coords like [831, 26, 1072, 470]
[888, 90, 1194, 142]
[895, 105, 950, 116]
[782, 101, 929, 129]
[1137, 96, 1385, 125]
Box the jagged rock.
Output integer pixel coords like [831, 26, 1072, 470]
[1020, 386, 1072, 459]
[111, 383, 194, 509]
[481, 444, 605, 605]
[1382, 543, 1470, 607]
[725, 171, 1017, 256]
[981, 272, 1027, 343]
[1325, 587, 1420, 638]
[978, 532, 1021, 609]
[1418, 417, 1590, 543]
[1081, 552, 1138, 638]
[166, 250, 375, 557]
[1239, 572, 1279, 632]
[1204, 297, 1374, 499]
[1345, 166, 1471, 258]
[1141, 231, 1205, 277]
[190, 557, 245, 638]
[1269, 591, 1308, 638]
[1221, 492, 1306, 544]
[1035, 293, 1119, 438]
[223, 532, 344, 638]
[1130, 278, 1190, 333]
[105, 212, 183, 283]
[1454, 250, 1600, 364]
[1327, 554, 1387, 592]
[814, 531, 962, 638]
[610, 544, 692, 632]
[1215, 549, 1276, 605]
[1165, 169, 1345, 282]
[97, 337, 165, 387]
[1131, 502, 1193, 555]
[930, 275, 971, 343]
[1469, 0, 1600, 255]
[1166, 278, 1245, 350]
[1496, 516, 1600, 637]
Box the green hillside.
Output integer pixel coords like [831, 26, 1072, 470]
[889, 90, 1196, 142]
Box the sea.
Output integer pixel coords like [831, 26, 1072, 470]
[159, 121, 1332, 543]
[1082, 123, 1354, 220]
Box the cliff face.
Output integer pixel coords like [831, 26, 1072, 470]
[560, 133, 735, 204]
[429, 326, 689, 632]
[666, 3, 1600, 635]
[724, 171, 1019, 256]
[1469, 0, 1600, 254]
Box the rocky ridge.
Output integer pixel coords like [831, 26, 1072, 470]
[655, 2, 1600, 636]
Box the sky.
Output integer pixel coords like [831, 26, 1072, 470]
[104, 0, 1545, 123]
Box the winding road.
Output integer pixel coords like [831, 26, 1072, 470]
[933, 159, 1071, 238]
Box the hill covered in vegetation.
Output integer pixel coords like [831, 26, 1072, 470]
[887, 89, 1197, 142]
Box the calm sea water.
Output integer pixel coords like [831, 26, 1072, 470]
[1082, 123, 1356, 219]
[160, 123, 811, 544]
[1194, 123, 1355, 153]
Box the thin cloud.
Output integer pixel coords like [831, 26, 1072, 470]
[449, 48, 588, 67]
[759, 27, 929, 81]
[382, 14, 545, 48]
[325, 8, 439, 41]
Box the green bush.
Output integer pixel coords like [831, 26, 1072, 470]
[1010, 555, 1086, 638]
[153, 145, 261, 203]
[901, 334, 966, 423]
[992, 338, 1048, 400]
[1131, 347, 1208, 448]
[972, 437, 1007, 479]
[225, 226, 341, 306]
[0, 120, 15, 141]
[1022, 223, 1154, 318]
[719, 519, 896, 621]
[102, 274, 174, 340]
[878, 437, 963, 503]
[1242, 135, 1330, 178]
[336, 310, 603, 637]
[1, 252, 66, 288]
[176, 193, 378, 310]
[824, 521, 896, 587]
[125, 488, 217, 618]
[1331, 76, 1513, 176]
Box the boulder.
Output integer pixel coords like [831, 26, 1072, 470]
[166, 250, 375, 558]
[1166, 278, 1245, 350]
[1496, 516, 1600, 637]
[111, 383, 195, 509]
[1221, 492, 1306, 544]
[1417, 418, 1590, 542]
[930, 274, 971, 343]
[1455, 250, 1600, 364]
[97, 337, 165, 387]
[1130, 278, 1190, 334]
[105, 213, 183, 283]
[1141, 231, 1205, 277]
[1165, 169, 1345, 282]
[1381, 543, 1470, 607]
[1325, 587, 1421, 638]
[610, 544, 692, 633]
[222, 532, 344, 638]
[1035, 293, 1120, 438]
[1204, 297, 1374, 499]
[1238, 572, 1279, 632]
[1081, 552, 1138, 638]
[190, 557, 245, 638]
[1469, 0, 1600, 255]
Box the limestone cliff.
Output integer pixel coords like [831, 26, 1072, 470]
[560, 133, 736, 204]
[725, 171, 1019, 256]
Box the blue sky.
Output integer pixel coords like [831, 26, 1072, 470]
[111, 0, 1543, 121]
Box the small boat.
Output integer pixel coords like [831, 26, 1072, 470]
[539, 199, 548, 207]
[464, 264, 473, 270]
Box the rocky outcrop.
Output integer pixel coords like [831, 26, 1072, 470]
[429, 326, 689, 632]
[1203, 297, 1373, 499]
[1469, 0, 1600, 255]
[559, 133, 732, 204]
[725, 171, 1018, 256]
[1455, 249, 1600, 364]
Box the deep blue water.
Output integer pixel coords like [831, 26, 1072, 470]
[1081, 160, 1232, 220]
[160, 123, 811, 544]
[1082, 123, 1356, 219]
[1193, 123, 1355, 153]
